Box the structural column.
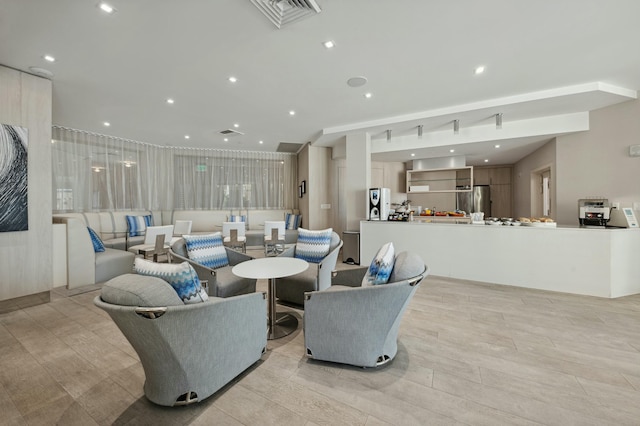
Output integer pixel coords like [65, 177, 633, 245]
[345, 132, 371, 231]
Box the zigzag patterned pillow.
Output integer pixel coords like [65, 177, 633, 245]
[182, 233, 229, 269]
[362, 242, 395, 286]
[126, 214, 153, 237]
[134, 258, 208, 304]
[295, 228, 332, 263]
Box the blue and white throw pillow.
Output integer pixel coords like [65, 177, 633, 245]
[182, 233, 229, 269]
[362, 242, 395, 286]
[295, 228, 332, 263]
[87, 227, 105, 252]
[126, 214, 153, 237]
[285, 213, 302, 230]
[134, 258, 208, 304]
[229, 214, 246, 223]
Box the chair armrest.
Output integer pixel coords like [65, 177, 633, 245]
[315, 240, 343, 291]
[168, 249, 216, 282]
[279, 246, 295, 258]
[225, 248, 254, 266]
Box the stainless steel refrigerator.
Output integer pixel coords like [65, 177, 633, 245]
[456, 185, 491, 216]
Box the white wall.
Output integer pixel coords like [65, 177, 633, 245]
[0, 66, 53, 303]
[513, 139, 557, 220]
[556, 98, 640, 225]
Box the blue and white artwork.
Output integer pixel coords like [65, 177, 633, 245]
[0, 124, 28, 232]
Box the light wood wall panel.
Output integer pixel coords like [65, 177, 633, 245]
[0, 66, 53, 301]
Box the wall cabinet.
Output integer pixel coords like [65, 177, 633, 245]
[406, 167, 473, 193]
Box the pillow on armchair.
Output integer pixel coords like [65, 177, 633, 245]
[134, 258, 208, 304]
[362, 242, 395, 286]
[294, 228, 332, 263]
[182, 233, 229, 269]
[126, 214, 153, 237]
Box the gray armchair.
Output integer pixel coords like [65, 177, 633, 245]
[94, 274, 267, 406]
[275, 231, 343, 305]
[168, 237, 256, 298]
[303, 251, 429, 368]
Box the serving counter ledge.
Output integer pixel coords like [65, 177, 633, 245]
[361, 220, 640, 298]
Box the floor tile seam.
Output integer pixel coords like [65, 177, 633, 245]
[477, 370, 640, 424]
[431, 370, 627, 426]
[515, 340, 640, 378]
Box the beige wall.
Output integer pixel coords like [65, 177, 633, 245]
[513, 139, 557, 220]
[556, 98, 640, 225]
[298, 143, 332, 230]
[0, 66, 53, 303]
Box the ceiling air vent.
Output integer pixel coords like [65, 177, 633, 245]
[277, 142, 303, 153]
[250, 0, 321, 29]
[219, 129, 244, 136]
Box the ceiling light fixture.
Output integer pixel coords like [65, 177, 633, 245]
[453, 119, 460, 135]
[495, 113, 503, 129]
[103, 121, 110, 127]
[323, 40, 335, 49]
[494, 144, 501, 148]
[417, 125, 423, 138]
[289, 110, 296, 116]
[410, 153, 415, 157]
[43, 55, 55, 62]
[223, 138, 229, 142]
[484, 159, 489, 163]
[228, 76, 237, 83]
[474, 65, 485, 75]
[98, 2, 115, 14]
[184, 135, 190, 139]
[347, 76, 368, 87]
[259, 140, 264, 144]
[364, 92, 372, 99]
[233, 123, 239, 128]
[386, 129, 391, 142]
[166, 98, 174, 104]
[450, 149, 455, 153]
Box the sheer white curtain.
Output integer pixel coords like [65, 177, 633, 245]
[52, 127, 298, 212]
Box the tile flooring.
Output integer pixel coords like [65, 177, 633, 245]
[1, 259, 640, 425]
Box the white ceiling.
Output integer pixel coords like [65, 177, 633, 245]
[1, 0, 639, 166]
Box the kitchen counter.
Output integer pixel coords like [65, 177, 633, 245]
[360, 220, 640, 298]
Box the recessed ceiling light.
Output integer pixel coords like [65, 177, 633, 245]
[43, 55, 55, 62]
[410, 153, 415, 157]
[166, 98, 174, 104]
[223, 138, 229, 142]
[259, 140, 264, 144]
[98, 2, 115, 13]
[289, 110, 296, 116]
[184, 135, 190, 139]
[233, 123, 239, 128]
[323, 40, 335, 49]
[364, 93, 372, 99]
[450, 149, 455, 153]
[484, 159, 489, 162]
[474, 66, 485, 75]
[494, 144, 501, 148]
[228, 76, 237, 83]
[103, 121, 110, 127]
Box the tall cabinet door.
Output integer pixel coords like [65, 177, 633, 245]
[489, 166, 512, 217]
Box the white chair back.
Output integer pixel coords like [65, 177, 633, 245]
[222, 221, 246, 238]
[264, 221, 285, 241]
[144, 225, 174, 245]
[173, 220, 192, 236]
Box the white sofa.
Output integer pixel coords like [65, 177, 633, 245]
[53, 210, 161, 250]
[53, 216, 135, 289]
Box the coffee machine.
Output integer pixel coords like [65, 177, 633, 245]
[369, 188, 390, 220]
[578, 198, 611, 227]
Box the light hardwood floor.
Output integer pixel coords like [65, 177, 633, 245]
[1, 266, 640, 425]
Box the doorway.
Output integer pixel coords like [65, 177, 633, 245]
[531, 166, 552, 217]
